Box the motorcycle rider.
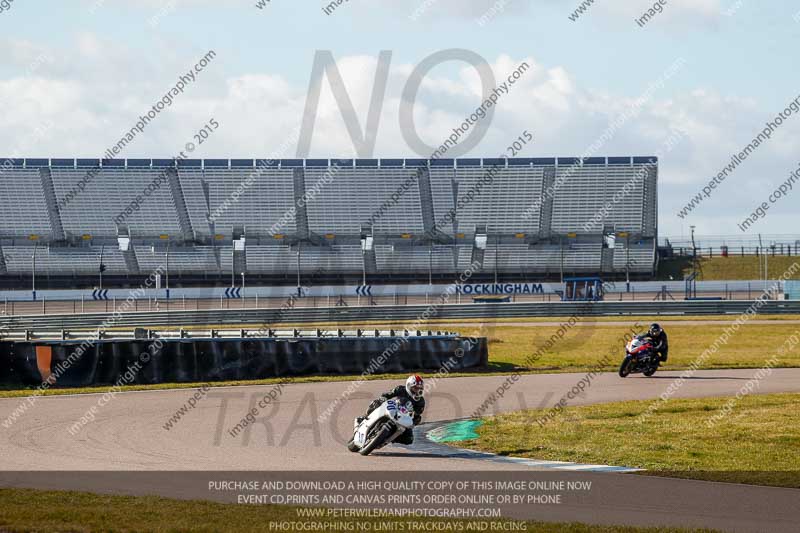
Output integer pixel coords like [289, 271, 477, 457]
[358, 375, 425, 445]
[641, 323, 669, 363]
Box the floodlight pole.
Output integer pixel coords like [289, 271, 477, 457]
[428, 242, 433, 286]
[165, 242, 170, 294]
[625, 233, 630, 289]
[361, 235, 367, 287]
[766, 243, 770, 287]
[296, 242, 301, 291]
[31, 243, 38, 299]
[758, 234, 766, 291]
[494, 235, 499, 284]
[99, 244, 104, 291]
[362, 252, 366, 287]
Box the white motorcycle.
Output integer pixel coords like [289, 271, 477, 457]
[347, 397, 415, 456]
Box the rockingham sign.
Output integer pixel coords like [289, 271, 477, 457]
[456, 283, 546, 296]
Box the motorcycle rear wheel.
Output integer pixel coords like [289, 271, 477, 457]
[359, 424, 393, 456]
[643, 365, 658, 377]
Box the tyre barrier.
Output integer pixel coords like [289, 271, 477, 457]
[0, 333, 488, 388]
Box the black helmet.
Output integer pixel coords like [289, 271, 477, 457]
[649, 323, 663, 336]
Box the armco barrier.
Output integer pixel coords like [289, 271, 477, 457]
[0, 300, 798, 332]
[0, 334, 488, 387]
[0, 279, 785, 302]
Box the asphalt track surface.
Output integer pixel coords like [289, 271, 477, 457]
[1, 369, 799, 532]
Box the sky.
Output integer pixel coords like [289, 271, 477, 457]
[1, 0, 799, 239]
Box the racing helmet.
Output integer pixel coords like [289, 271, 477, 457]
[405, 375, 424, 401]
[649, 323, 663, 337]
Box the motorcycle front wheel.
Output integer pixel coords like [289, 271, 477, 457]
[359, 423, 393, 456]
[346, 438, 359, 452]
[619, 357, 633, 378]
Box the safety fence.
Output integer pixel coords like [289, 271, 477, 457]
[1, 299, 799, 332]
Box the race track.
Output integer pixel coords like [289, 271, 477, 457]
[1, 369, 799, 532]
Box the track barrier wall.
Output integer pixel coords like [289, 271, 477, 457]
[0, 336, 488, 387]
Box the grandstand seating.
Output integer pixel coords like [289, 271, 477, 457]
[245, 245, 297, 274]
[137, 246, 229, 274]
[374, 245, 468, 273]
[0, 157, 658, 284]
[430, 165, 545, 235]
[483, 242, 602, 274]
[181, 167, 297, 237]
[3, 246, 127, 275]
[305, 166, 424, 235]
[288, 244, 363, 273]
[551, 161, 651, 234]
[612, 237, 656, 272]
[51, 168, 183, 237]
[0, 169, 52, 237]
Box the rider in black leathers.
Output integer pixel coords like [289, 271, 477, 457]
[641, 323, 669, 363]
[360, 375, 425, 445]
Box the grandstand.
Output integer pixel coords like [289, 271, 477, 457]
[0, 157, 657, 288]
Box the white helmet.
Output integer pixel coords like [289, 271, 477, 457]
[405, 375, 424, 401]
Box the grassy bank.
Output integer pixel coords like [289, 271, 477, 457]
[658, 256, 800, 281]
[458, 393, 800, 488]
[1, 319, 798, 398]
[0, 488, 710, 533]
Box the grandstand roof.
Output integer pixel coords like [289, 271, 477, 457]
[2, 157, 657, 170]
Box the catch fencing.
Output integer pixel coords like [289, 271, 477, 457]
[1, 300, 799, 333]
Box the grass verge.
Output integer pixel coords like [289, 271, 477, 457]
[0, 488, 711, 533]
[457, 393, 800, 488]
[658, 256, 800, 281]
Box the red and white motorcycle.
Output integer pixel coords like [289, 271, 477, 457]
[619, 336, 659, 378]
[347, 398, 415, 456]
